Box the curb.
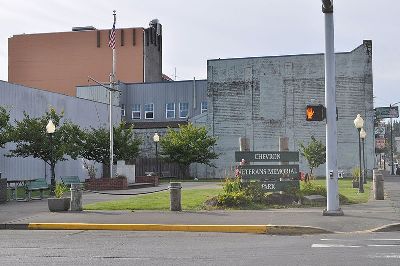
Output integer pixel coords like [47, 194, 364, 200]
[22, 223, 332, 235]
[369, 223, 400, 233]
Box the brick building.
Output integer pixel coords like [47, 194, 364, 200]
[8, 20, 162, 96]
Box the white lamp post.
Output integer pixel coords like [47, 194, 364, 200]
[153, 133, 160, 177]
[46, 119, 56, 195]
[360, 128, 367, 184]
[354, 114, 364, 193]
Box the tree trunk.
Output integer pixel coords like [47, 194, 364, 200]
[50, 161, 56, 196]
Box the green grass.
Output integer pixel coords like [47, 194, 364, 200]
[308, 179, 371, 204]
[84, 179, 371, 211]
[84, 188, 222, 211]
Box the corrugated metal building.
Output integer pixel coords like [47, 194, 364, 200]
[0, 81, 121, 181]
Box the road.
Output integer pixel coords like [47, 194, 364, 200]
[1, 230, 399, 265]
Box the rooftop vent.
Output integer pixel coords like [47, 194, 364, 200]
[72, 26, 97, 31]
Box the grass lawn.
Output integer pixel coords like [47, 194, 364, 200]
[308, 179, 371, 204]
[84, 188, 222, 211]
[84, 179, 371, 211]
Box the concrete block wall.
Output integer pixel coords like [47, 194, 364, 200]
[206, 41, 373, 178]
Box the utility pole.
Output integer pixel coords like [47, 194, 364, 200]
[321, 0, 343, 216]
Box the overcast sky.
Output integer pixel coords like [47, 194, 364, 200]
[0, 0, 398, 107]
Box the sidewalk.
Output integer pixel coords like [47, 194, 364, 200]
[1, 177, 400, 234]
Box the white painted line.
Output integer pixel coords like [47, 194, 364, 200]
[368, 239, 400, 241]
[312, 244, 361, 248]
[368, 244, 400, 247]
[371, 254, 400, 259]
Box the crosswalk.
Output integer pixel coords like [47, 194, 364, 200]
[312, 238, 400, 248]
[312, 238, 400, 259]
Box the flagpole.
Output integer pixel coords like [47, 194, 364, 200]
[109, 10, 116, 178]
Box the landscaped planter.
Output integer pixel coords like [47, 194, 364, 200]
[48, 198, 71, 212]
[85, 177, 128, 191]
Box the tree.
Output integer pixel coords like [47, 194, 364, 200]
[160, 123, 219, 177]
[80, 122, 141, 176]
[0, 106, 10, 147]
[299, 136, 326, 178]
[7, 108, 82, 193]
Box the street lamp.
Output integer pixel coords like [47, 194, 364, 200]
[153, 133, 160, 177]
[354, 114, 364, 193]
[360, 128, 367, 184]
[389, 102, 400, 175]
[46, 119, 56, 195]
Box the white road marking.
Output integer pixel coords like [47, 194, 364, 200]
[368, 239, 400, 241]
[371, 253, 400, 259]
[368, 244, 400, 247]
[312, 244, 361, 248]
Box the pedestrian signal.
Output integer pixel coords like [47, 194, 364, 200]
[306, 105, 326, 121]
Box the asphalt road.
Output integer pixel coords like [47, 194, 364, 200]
[1, 230, 399, 265]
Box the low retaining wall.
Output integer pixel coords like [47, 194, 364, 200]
[85, 177, 128, 191]
[135, 176, 159, 186]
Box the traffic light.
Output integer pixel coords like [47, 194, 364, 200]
[306, 105, 326, 121]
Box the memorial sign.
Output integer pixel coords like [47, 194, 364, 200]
[239, 165, 299, 179]
[235, 151, 299, 162]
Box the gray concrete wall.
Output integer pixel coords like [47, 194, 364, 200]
[207, 41, 374, 178]
[0, 81, 121, 181]
[144, 24, 162, 82]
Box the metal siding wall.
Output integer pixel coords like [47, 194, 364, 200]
[123, 80, 207, 123]
[0, 81, 120, 181]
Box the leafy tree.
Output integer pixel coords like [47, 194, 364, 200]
[80, 122, 141, 175]
[7, 108, 82, 193]
[299, 136, 326, 178]
[0, 106, 10, 147]
[160, 123, 219, 177]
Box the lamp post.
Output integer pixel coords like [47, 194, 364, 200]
[389, 103, 400, 175]
[360, 128, 367, 184]
[354, 114, 364, 193]
[46, 119, 56, 195]
[153, 133, 160, 177]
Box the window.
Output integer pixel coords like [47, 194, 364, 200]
[166, 103, 175, 119]
[144, 103, 154, 119]
[201, 101, 208, 114]
[179, 102, 189, 118]
[121, 104, 126, 117]
[132, 104, 141, 119]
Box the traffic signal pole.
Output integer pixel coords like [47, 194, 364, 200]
[322, 0, 343, 216]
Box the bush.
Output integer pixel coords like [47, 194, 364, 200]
[243, 181, 265, 203]
[300, 181, 326, 196]
[222, 176, 242, 193]
[54, 182, 68, 198]
[217, 191, 249, 207]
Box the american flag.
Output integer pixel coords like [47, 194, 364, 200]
[108, 20, 116, 49]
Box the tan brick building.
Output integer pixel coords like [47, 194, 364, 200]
[8, 22, 162, 96]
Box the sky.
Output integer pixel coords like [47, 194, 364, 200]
[0, 0, 398, 108]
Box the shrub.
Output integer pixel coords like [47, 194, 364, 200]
[300, 181, 326, 196]
[243, 181, 265, 203]
[222, 176, 242, 193]
[54, 182, 68, 198]
[352, 167, 360, 181]
[217, 191, 249, 207]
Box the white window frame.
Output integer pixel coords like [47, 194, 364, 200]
[121, 104, 126, 117]
[132, 104, 141, 120]
[144, 103, 154, 120]
[166, 102, 175, 119]
[201, 101, 208, 114]
[179, 102, 189, 118]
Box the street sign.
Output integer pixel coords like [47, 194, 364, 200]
[239, 165, 299, 179]
[374, 126, 385, 136]
[235, 151, 299, 162]
[375, 106, 399, 119]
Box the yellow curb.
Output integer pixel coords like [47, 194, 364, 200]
[28, 223, 268, 234]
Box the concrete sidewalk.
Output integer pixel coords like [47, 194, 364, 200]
[1, 177, 400, 234]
